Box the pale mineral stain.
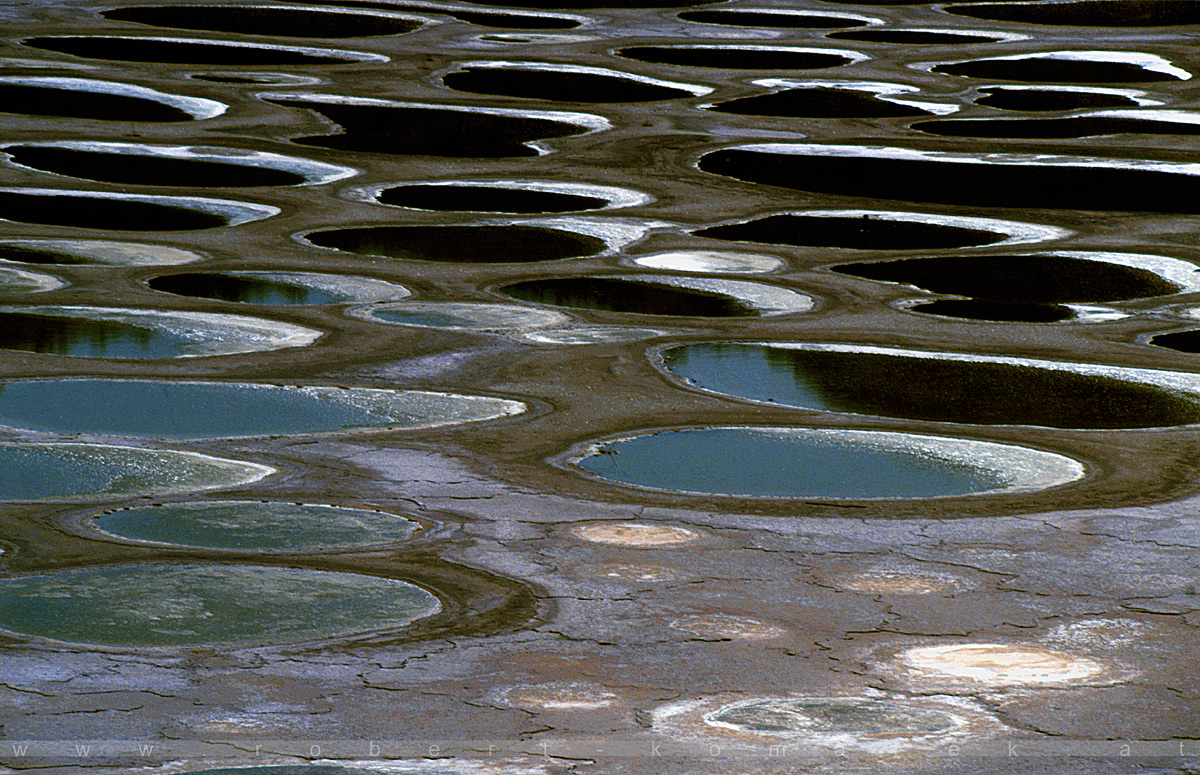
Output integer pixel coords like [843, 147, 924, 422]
[670, 613, 786, 640]
[571, 522, 699, 546]
[839, 571, 966, 595]
[496, 682, 619, 710]
[899, 643, 1108, 685]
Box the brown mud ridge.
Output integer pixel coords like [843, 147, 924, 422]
[3, 1, 1200, 774]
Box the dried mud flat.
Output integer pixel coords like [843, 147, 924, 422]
[1, 1, 1200, 775]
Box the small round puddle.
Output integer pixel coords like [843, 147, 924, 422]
[670, 614, 786, 640]
[706, 697, 964, 736]
[2, 143, 353, 188]
[443, 63, 707, 103]
[907, 299, 1075, 323]
[694, 212, 1029, 250]
[660, 343, 1200, 429]
[500, 275, 812, 317]
[699, 144, 1200, 213]
[0, 189, 275, 231]
[974, 85, 1149, 111]
[377, 182, 613, 213]
[913, 113, 1200, 140]
[92, 501, 420, 552]
[266, 95, 603, 157]
[0, 379, 524, 438]
[0, 442, 272, 501]
[677, 9, 875, 29]
[305, 225, 607, 263]
[0, 77, 225, 122]
[945, 1, 1200, 27]
[833, 253, 1181, 302]
[898, 644, 1107, 686]
[496, 683, 619, 710]
[571, 523, 699, 546]
[0, 239, 205, 266]
[615, 45, 864, 71]
[0, 563, 439, 647]
[931, 51, 1190, 83]
[573, 427, 1084, 499]
[100, 5, 427, 38]
[352, 301, 567, 332]
[0, 307, 318, 359]
[828, 28, 1010, 44]
[22, 36, 384, 66]
[148, 271, 409, 305]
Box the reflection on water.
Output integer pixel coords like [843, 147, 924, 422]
[0, 82, 194, 121]
[0, 442, 272, 501]
[908, 299, 1075, 323]
[661, 343, 1200, 429]
[444, 66, 697, 103]
[0, 312, 185, 358]
[267, 98, 595, 157]
[576, 427, 1032, 499]
[5, 146, 307, 188]
[148, 273, 342, 305]
[833, 254, 1179, 302]
[379, 184, 609, 213]
[0, 379, 525, 438]
[307, 225, 607, 262]
[501, 277, 757, 316]
[696, 213, 1006, 250]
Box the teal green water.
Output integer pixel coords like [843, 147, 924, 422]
[94, 501, 421, 552]
[576, 428, 1010, 499]
[0, 564, 440, 646]
[0, 443, 269, 501]
[0, 380, 522, 438]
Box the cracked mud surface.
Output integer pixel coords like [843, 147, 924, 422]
[2, 1, 1200, 774]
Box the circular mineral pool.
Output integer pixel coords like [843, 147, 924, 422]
[0, 379, 525, 438]
[573, 427, 1084, 499]
[351, 301, 568, 332]
[658, 343, 1200, 429]
[705, 696, 965, 736]
[0, 442, 271, 501]
[147, 271, 410, 305]
[92, 501, 421, 552]
[0, 563, 440, 647]
[0, 238, 205, 266]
